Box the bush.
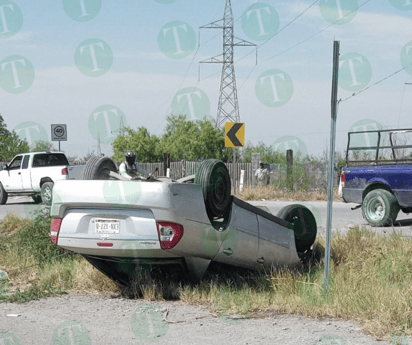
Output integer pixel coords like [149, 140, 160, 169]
[15, 212, 65, 268]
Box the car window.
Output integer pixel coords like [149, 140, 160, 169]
[21, 155, 30, 169]
[9, 156, 23, 170]
[32, 153, 69, 167]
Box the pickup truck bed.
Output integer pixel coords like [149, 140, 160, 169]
[340, 128, 412, 226]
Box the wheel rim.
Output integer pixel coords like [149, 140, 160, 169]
[365, 196, 385, 222]
[43, 187, 52, 203]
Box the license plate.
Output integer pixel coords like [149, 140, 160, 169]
[94, 219, 120, 234]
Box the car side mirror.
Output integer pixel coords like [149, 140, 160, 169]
[2, 164, 8, 170]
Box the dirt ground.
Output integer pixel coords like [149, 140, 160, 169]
[0, 294, 394, 345]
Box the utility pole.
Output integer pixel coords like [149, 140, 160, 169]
[200, 0, 257, 128]
[324, 40, 340, 296]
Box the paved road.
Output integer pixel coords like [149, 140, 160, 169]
[2, 197, 412, 237]
[0, 197, 41, 220]
[250, 200, 412, 238]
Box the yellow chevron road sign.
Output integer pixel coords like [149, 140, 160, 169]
[225, 122, 245, 148]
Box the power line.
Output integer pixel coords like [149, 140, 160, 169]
[237, 0, 373, 92]
[340, 62, 412, 103]
[238, 0, 320, 90]
[153, 3, 225, 134]
[154, 0, 263, 134]
[198, 0, 322, 91]
[200, 0, 261, 47]
[260, 0, 373, 65]
[397, 76, 412, 127]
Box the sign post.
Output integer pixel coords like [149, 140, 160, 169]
[324, 40, 340, 296]
[51, 124, 67, 152]
[225, 122, 245, 194]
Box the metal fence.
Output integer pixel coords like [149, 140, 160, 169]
[129, 161, 254, 186]
[0, 158, 334, 190]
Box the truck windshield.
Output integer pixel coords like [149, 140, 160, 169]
[32, 153, 69, 167]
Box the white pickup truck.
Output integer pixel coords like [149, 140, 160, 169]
[0, 152, 70, 205]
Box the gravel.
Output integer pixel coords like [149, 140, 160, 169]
[0, 294, 392, 345]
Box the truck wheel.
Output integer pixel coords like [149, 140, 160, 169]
[362, 189, 400, 227]
[0, 183, 8, 205]
[41, 182, 54, 206]
[277, 204, 317, 253]
[82, 157, 117, 180]
[32, 195, 42, 204]
[195, 159, 231, 220]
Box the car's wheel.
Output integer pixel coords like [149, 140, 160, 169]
[82, 156, 101, 180]
[32, 195, 42, 204]
[277, 204, 317, 253]
[362, 189, 400, 227]
[0, 183, 8, 205]
[195, 159, 231, 220]
[41, 182, 54, 206]
[82, 157, 118, 180]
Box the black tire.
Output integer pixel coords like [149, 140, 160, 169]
[0, 183, 8, 205]
[277, 204, 317, 253]
[362, 189, 400, 227]
[32, 195, 42, 204]
[82, 156, 101, 180]
[195, 159, 231, 220]
[41, 182, 54, 206]
[82, 157, 118, 180]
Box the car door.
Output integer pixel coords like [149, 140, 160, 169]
[257, 215, 299, 268]
[20, 155, 32, 191]
[213, 201, 260, 270]
[3, 156, 23, 191]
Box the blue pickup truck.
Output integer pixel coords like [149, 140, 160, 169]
[340, 128, 412, 226]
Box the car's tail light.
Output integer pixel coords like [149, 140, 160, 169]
[340, 173, 346, 187]
[97, 243, 113, 247]
[156, 222, 184, 250]
[62, 168, 68, 175]
[50, 218, 62, 244]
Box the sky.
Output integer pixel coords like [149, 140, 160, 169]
[1, 0, 412, 161]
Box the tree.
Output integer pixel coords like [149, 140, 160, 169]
[160, 116, 232, 161]
[0, 114, 30, 162]
[30, 140, 56, 153]
[112, 127, 162, 163]
[240, 142, 286, 164]
[111, 116, 232, 163]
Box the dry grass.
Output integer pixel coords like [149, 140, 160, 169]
[180, 228, 412, 340]
[0, 213, 32, 237]
[2, 213, 411, 340]
[236, 186, 341, 202]
[38, 257, 118, 296]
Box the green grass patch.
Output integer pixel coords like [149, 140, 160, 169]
[0, 212, 117, 303]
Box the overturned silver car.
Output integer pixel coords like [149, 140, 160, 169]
[50, 157, 317, 285]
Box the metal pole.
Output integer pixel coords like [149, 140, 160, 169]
[233, 149, 237, 194]
[59, 141, 61, 152]
[324, 40, 340, 296]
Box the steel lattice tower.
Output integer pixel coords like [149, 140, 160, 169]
[200, 0, 256, 128]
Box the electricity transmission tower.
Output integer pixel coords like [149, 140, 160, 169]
[95, 132, 102, 156]
[200, 0, 256, 128]
[111, 117, 127, 137]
